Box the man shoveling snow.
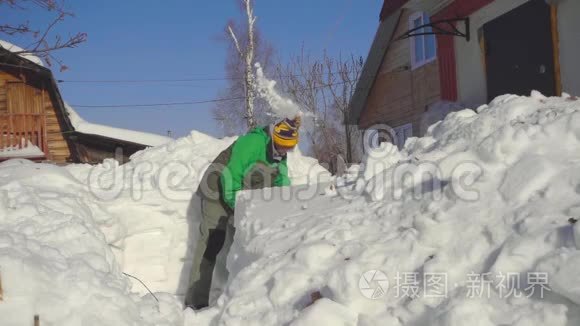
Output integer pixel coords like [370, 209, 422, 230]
[185, 116, 301, 309]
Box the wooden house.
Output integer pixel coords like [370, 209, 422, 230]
[0, 42, 170, 164]
[350, 0, 580, 151]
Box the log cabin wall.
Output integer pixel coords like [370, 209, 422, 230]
[0, 69, 72, 163]
[359, 9, 441, 136]
[44, 90, 72, 163]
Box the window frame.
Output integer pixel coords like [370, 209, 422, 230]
[409, 11, 437, 70]
[393, 123, 413, 149]
[367, 123, 413, 151]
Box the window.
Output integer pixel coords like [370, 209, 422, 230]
[393, 123, 413, 149]
[366, 123, 413, 151]
[368, 129, 388, 150]
[409, 12, 437, 69]
[376, 129, 393, 145]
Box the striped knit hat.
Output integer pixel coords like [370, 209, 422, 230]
[272, 117, 300, 148]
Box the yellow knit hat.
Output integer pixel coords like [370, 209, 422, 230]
[272, 118, 299, 148]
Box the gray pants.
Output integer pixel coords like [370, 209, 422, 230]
[185, 197, 234, 309]
[185, 162, 277, 308]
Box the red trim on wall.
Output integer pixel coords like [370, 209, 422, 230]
[434, 34, 458, 101]
[380, 0, 409, 21]
[432, 0, 495, 101]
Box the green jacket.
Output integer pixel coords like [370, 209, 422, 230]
[204, 126, 291, 210]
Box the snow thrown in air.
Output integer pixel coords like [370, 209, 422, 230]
[255, 62, 302, 120]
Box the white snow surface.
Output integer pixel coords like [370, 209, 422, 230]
[65, 103, 173, 147]
[255, 63, 302, 120]
[0, 159, 183, 326]
[3, 93, 580, 325]
[0, 40, 44, 66]
[421, 100, 466, 135]
[0, 140, 44, 158]
[189, 93, 580, 325]
[0, 128, 329, 325]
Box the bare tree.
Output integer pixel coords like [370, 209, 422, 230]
[322, 54, 364, 165]
[215, 0, 257, 133]
[0, 0, 87, 70]
[275, 50, 363, 174]
[213, 0, 276, 136]
[228, 0, 256, 130]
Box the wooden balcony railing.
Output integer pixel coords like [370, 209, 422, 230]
[0, 113, 48, 157]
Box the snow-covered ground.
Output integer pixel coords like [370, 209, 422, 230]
[2, 92, 580, 325]
[0, 158, 183, 326]
[188, 92, 580, 325]
[0, 128, 329, 325]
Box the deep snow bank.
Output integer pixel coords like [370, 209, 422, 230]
[0, 128, 330, 325]
[65, 131, 236, 299]
[191, 93, 580, 325]
[66, 130, 330, 297]
[0, 159, 182, 326]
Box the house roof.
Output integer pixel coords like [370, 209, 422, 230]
[348, 8, 404, 126]
[0, 44, 170, 152]
[380, 0, 410, 21]
[351, 0, 456, 127]
[0, 43, 76, 133]
[0, 41, 44, 67]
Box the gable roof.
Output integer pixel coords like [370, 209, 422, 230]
[0, 43, 171, 151]
[380, 0, 410, 20]
[348, 9, 404, 126]
[0, 43, 75, 132]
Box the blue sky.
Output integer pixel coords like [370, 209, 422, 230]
[5, 0, 382, 138]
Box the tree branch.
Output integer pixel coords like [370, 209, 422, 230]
[227, 25, 243, 59]
[0, 0, 86, 70]
[0, 24, 30, 35]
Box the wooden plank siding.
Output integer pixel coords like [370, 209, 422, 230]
[44, 90, 72, 162]
[359, 9, 441, 136]
[0, 114, 46, 151]
[0, 70, 72, 163]
[1, 50, 154, 165]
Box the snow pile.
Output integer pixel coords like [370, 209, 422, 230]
[287, 148, 332, 185]
[64, 131, 236, 299]
[0, 126, 329, 325]
[65, 129, 328, 297]
[0, 40, 44, 66]
[421, 100, 466, 135]
[65, 103, 173, 147]
[0, 159, 182, 326]
[193, 93, 580, 325]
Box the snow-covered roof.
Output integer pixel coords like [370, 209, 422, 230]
[65, 103, 172, 147]
[0, 40, 171, 153]
[0, 40, 44, 67]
